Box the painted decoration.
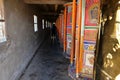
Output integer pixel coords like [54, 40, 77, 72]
[82, 50, 94, 75]
[67, 6, 72, 26]
[68, 0, 100, 79]
[84, 41, 96, 51]
[82, 41, 96, 75]
[80, 0, 100, 78]
[66, 5, 72, 56]
[84, 29, 98, 41]
[85, 0, 100, 26]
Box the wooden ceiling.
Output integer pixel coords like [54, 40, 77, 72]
[24, 0, 120, 22]
[24, 0, 72, 22]
[24, 0, 72, 4]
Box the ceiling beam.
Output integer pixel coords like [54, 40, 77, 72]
[43, 5, 49, 12]
[40, 12, 59, 15]
[55, 4, 58, 11]
[24, 0, 68, 4]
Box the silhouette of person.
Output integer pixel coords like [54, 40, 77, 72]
[51, 24, 56, 39]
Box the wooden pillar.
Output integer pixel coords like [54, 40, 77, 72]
[63, 7, 67, 52]
[76, 0, 82, 77]
[70, 0, 77, 64]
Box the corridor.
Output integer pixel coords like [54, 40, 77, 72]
[1, 0, 120, 80]
[19, 32, 72, 80]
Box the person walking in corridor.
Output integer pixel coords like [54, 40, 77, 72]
[51, 23, 57, 44]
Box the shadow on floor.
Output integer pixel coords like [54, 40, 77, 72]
[19, 35, 72, 80]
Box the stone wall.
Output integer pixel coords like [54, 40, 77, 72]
[0, 0, 48, 80]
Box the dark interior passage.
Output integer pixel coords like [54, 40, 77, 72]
[0, 0, 72, 80]
[1, 0, 120, 80]
[19, 31, 72, 80]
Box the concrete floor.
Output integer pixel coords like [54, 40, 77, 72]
[19, 35, 72, 80]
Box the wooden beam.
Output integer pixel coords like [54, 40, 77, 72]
[43, 5, 49, 12]
[40, 12, 59, 15]
[24, 0, 68, 4]
[55, 4, 58, 11]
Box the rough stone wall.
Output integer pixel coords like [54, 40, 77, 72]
[0, 0, 47, 80]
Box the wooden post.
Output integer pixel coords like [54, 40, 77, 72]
[63, 7, 67, 52]
[70, 0, 77, 64]
[78, 0, 86, 76]
[76, 0, 82, 78]
[60, 14, 62, 42]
